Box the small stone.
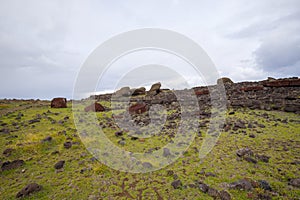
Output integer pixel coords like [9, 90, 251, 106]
[54, 160, 65, 169]
[115, 131, 123, 137]
[205, 172, 217, 177]
[63, 141, 72, 149]
[258, 180, 272, 191]
[41, 136, 52, 142]
[118, 140, 126, 146]
[171, 180, 182, 189]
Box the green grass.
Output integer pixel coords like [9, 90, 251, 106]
[0, 100, 299, 199]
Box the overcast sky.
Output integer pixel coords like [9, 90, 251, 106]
[0, 0, 299, 99]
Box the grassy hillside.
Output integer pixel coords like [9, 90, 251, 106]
[0, 100, 299, 199]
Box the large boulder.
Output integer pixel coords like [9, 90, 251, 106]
[217, 77, 233, 85]
[148, 82, 161, 96]
[84, 102, 105, 112]
[51, 98, 67, 108]
[129, 103, 148, 114]
[115, 87, 131, 97]
[132, 87, 146, 96]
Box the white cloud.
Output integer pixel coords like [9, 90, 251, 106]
[0, 0, 299, 99]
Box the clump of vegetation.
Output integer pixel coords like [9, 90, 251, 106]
[0, 99, 299, 199]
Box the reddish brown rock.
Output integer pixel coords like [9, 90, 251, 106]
[51, 98, 67, 108]
[195, 89, 209, 96]
[129, 103, 148, 114]
[84, 102, 105, 112]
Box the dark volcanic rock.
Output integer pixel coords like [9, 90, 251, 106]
[171, 180, 182, 189]
[63, 141, 72, 149]
[258, 180, 272, 191]
[115, 131, 123, 137]
[1, 159, 24, 171]
[54, 160, 65, 169]
[28, 119, 40, 124]
[51, 98, 67, 108]
[84, 102, 105, 112]
[41, 136, 52, 142]
[197, 182, 209, 193]
[16, 183, 42, 198]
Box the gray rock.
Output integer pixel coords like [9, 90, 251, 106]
[228, 179, 253, 191]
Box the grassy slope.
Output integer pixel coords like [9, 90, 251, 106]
[0, 100, 299, 199]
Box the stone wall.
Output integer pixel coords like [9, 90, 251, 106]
[91, 77, 300, 113]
